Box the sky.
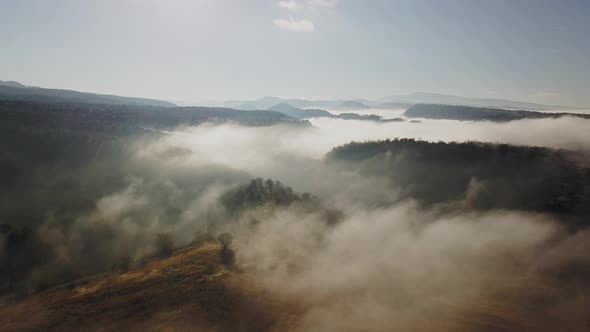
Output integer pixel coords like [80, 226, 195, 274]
[1, 0, 589, 107]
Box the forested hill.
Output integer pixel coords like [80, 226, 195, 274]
[0, 82, 176, 107]
[0, 100, 308, 133]
[404, 104, 590, 122]
[328, 139, 590, 217]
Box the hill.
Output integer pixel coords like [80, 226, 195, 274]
[336, 100, 371, 110]
[268, 102, 333, 119]
[0, 100, 308, 133]
[0, 241, 298, 331]
[0, 81, 176, 107]
[386, 92, 581, 110]
[222, 93, 585, 112]
[328, 139, 590, 216]
[267, 103, 403, 122]
[0, 81, 27, 88]
[225, 97, 375, 111]
[403, 104, 590, 122]
[1, 237, 588, 332]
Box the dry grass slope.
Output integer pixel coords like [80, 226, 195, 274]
[1, 240, 588, 331]
[0, 242, 299, 332]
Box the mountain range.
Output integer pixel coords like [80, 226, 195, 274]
[222, 93, 580, 112]
[383, 92, 582, 110]
[2, 80, 583, 112]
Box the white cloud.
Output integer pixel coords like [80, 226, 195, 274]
[307, 0, 338, 8]
[274, 17, 315, 32]
[274, 0, 336, 32]
[278, 0, 338, 11]
[278, 0, 302, 11]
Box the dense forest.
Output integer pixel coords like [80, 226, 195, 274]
[0, 100, 308, 133]
[0, 175, 317, 295]
[328, 139, 590, 218]
[0, 99, 311, 296]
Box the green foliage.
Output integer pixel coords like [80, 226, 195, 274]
[328, 139, 589, 215]
[220, 178, 318, 213]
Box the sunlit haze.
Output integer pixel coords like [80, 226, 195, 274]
[1, 0, 589, 106]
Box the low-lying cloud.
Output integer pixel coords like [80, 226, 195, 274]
[2, 114, 590, 330]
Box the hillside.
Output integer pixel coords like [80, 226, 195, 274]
[0, 100, 308, 134]
[328, 139, 590, 216]
[0, 241, 298, 332]
[336, 100, 371, 110]
[2, 239, 587, 332]
[267, 102, 403, 122]
[268, 102, 333, 119]
[404, 104, 590, 122]
[0, 81, 176, 107]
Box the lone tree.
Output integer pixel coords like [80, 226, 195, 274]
[217, 233, 235, 266]
[217, 233, 232, 247]
[155, 233, 174, 258]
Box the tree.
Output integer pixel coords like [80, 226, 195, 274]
[155, 233, 174, 258]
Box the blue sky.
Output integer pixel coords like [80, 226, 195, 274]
[1, 0, 589, 106]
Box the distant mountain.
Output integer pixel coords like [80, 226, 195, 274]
[225, 97, 376, 111]
[0, 100, 310, 134]
[268, 103, 333, 119]
[266, 102, 404, 122]
[385, 92, 577, 110]
[404, 104, 590, 122]
[0, 81, 176, 107]
[375, 101, 414, 110]
[337, 100, 371, 110]
[0, 80, 27, 88]
[268, 102, 303, 115]
[223, 92, 582, 113]
[224, 96, 283, 110]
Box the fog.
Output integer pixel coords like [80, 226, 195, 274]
[126, 117, 590, 330]
[327, 108, 408, 119]
[131, 115, 590, 211]
[234, 204, 590, 331]
[154, 115, 590, 165]
[308, 115, 590, 153]
[2, 115, 590, 330]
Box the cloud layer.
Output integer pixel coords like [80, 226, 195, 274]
[274, 0, 337, 32]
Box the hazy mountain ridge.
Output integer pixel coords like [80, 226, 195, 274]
[267, 102, 403, 122]
[0, 100, 309, 134]
[225, 97, 375, 111]
[221, 92, 580, 112]
[5, 79, 576, 111]
[0, 81, 176, 107]
[386, 92, 583, 110]
[268, 102, 333, 119]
